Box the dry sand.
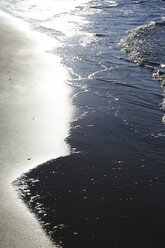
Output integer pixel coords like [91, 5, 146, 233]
[0, 11, 72, 248]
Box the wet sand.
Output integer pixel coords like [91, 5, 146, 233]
[0, 11, 72, 248]
[14, 153, 165, 248]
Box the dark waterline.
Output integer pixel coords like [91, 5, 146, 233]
[14, 153, 165, 248]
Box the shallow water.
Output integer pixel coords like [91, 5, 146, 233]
[1, 0, 165, 247]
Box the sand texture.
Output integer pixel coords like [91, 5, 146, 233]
[0, 11, 71, 248]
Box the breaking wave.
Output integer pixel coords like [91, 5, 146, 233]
[119, 20, 165, 123]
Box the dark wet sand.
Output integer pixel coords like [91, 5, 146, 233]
[14, 150, 165, 248]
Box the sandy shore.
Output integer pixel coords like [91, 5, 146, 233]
[0, 11, 72, 248]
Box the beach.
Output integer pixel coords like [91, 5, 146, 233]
[1, 0, 165, 247]
[0, 11, 71, 248]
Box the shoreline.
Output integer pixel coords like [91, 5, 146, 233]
[0, 11, 72, 248]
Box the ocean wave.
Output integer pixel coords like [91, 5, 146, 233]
[119, 20, 165, 123]
[119, 21, 165, 66]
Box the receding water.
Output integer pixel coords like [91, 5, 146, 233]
[1, 0, 165, 247]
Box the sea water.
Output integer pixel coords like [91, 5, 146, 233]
[1, 0, 165, 247]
